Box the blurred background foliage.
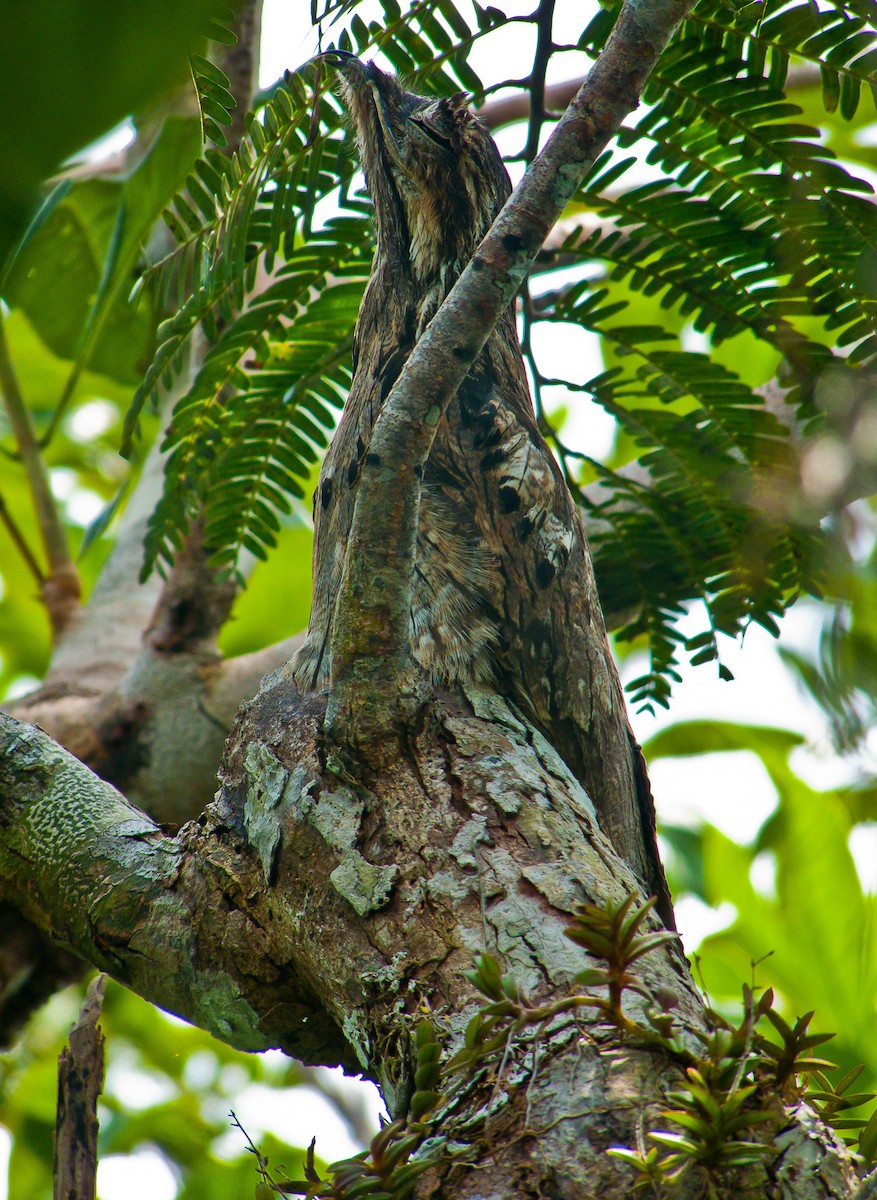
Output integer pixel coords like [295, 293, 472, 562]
[0, 0, 228, 264]
[1, 0, 877, 1196]
[0, 980, 379, 1199]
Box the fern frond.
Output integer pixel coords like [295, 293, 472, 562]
[190, 55, 237, 148]
[566, 42, 877, 375]
[543, 4, 874, 701]
[142, 221, 370, 577]
[576, 338, 821, 709]
[335, 0, 507, 94]
[133, 0, 512, 578]
[690, 0, 877, 118]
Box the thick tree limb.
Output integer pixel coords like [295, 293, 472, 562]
[0, 632, 303, 1047]
[0, 711, 351, 1067]
[0, 687, 863, 1197]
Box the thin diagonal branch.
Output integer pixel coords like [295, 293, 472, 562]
[0, 310, 80, 635]
[0, 487, 45, 584]
[330, 0, 696, 695]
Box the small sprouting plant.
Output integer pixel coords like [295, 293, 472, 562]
[565, 894, 679, 1029]
[606, 961, 877, 1191]
[808, 1064, 877, 1155]
[251, 1020, 444, 1198]
[606, 1143, 677, 1192]
[241, 894, 876, 1196]
[753, 997, 837, 1091]
[650, 1066, 775, 1172]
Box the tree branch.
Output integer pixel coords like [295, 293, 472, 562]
[520, 0, 555, 163]
[216, 0, 263, 152]
[330, 0, 696, 695]
[0, 711, 352, 1068]
[0, 310, 80, 634]
[477, 61, 826, 131]
[0, 486, 45, 585]
[0, 0, 280, 1022]
[53, 973, 106, 1200]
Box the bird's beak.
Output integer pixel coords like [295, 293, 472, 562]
[316, 52, 409, 176]
[315, 49, 365, 82]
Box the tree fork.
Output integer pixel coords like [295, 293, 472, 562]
[0, 1, 871, 1194]
[0, 689, 864, 1196]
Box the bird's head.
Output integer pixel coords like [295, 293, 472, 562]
[321, 53, 511, 284]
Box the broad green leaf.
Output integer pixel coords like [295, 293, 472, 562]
[645, 721, 804, 763]
[3, 115, 200, 388]
[0, 0, 228, 264]
[3, 179, 152, 383]
[771, 783, 874, 1035]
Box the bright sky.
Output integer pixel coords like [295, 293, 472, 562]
[6, 4, 875, 1198]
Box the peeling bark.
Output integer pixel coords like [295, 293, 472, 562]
[0, 1, 871, 1195]
[53, 974, 106, 1200]
[0, 695, 865, 1197]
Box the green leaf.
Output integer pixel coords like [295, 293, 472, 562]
[3, 115, 199, 388]
[645, 721, 804, 768]
[79, 480, 129, 557]
[0, 0, 229, 265]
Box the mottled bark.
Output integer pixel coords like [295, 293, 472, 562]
[53, 974, 106, 1200]
[1, 1, 870, 1195]
[0, 698, 864, 1198]
[296, 2, 700, 926]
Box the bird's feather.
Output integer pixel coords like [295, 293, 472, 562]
[290, 59, 675, 929]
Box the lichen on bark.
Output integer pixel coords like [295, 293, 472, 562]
[0, 0, 873, 1194]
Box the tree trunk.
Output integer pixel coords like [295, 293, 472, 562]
[0, 1, 871, 1195]
[0, 690, 863, 1198]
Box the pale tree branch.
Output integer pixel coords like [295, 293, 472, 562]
[142, 0, 266, 658]
[330, 0, 697, 700]
[6, 4, 268, 701]
[40, 391, 176, 698]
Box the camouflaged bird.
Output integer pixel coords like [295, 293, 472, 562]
[290, 55, 674, 928]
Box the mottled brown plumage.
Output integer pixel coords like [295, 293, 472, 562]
[290, 56, 674, 928]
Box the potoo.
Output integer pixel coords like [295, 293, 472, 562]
[289, 55, 674, 928]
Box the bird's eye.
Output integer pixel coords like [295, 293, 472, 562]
[409, 116, 453, 150]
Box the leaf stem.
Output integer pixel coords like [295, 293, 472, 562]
[0, 489, 45, 584]
[0, 310, 80, 632]
[39, 358, 85, 449]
